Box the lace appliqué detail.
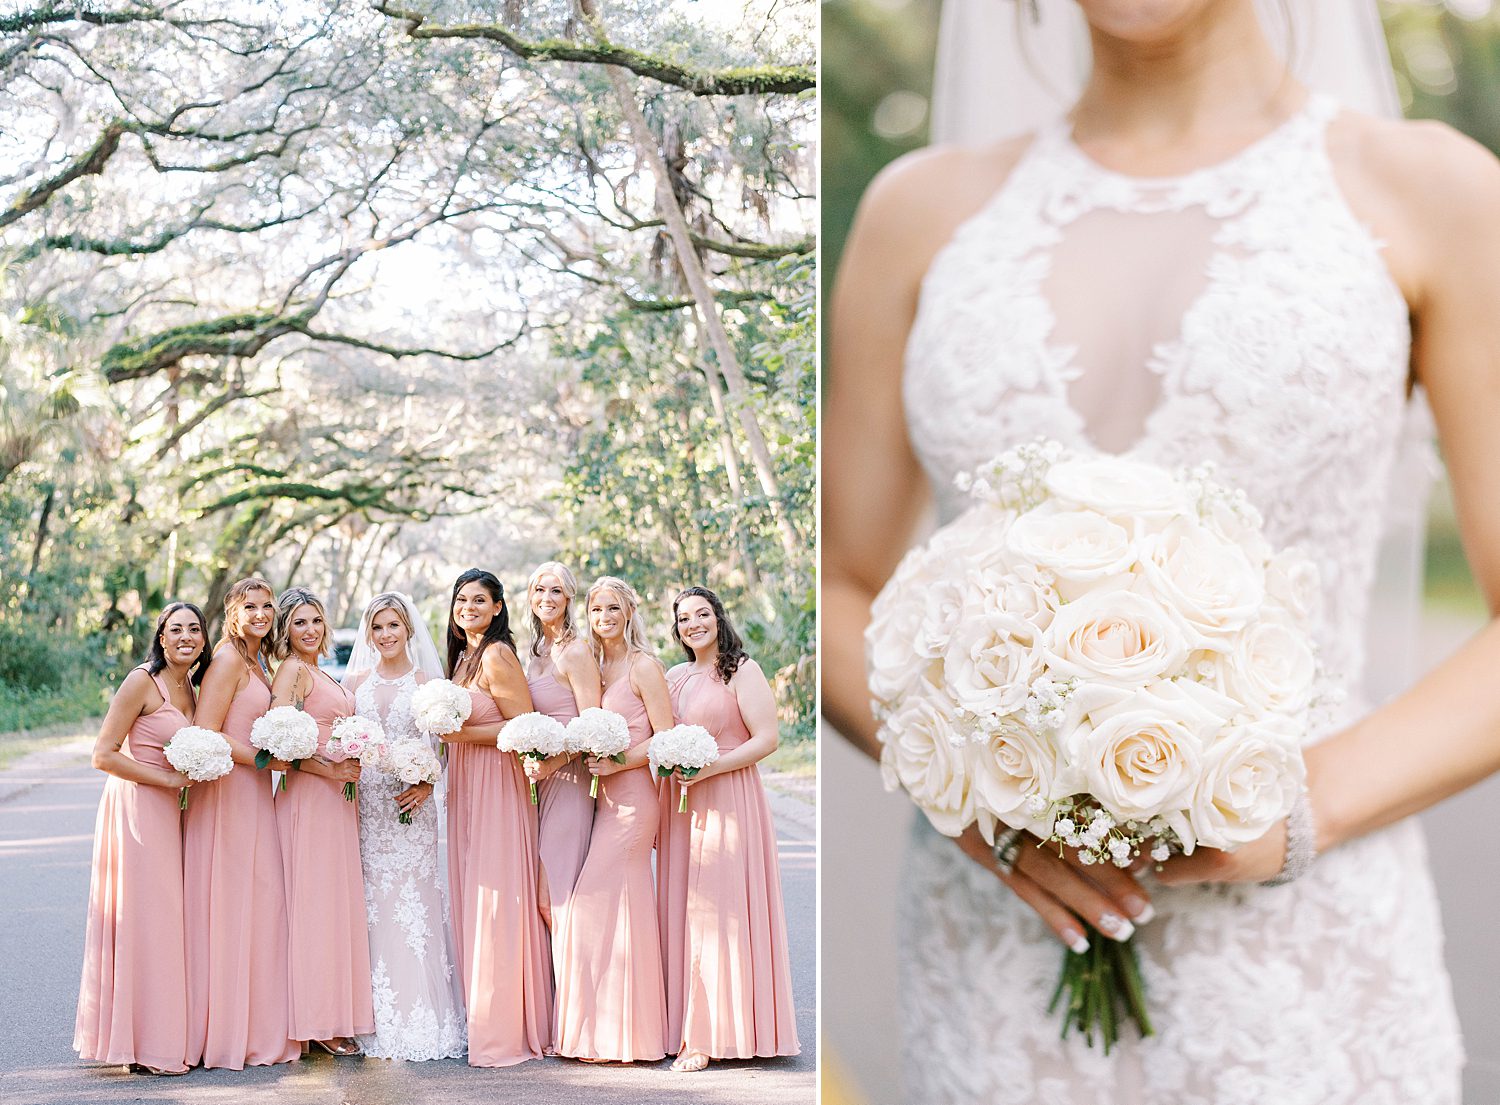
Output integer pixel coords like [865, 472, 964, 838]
[354, 670, 466, 1061]
[897, 95, 1462, 1103]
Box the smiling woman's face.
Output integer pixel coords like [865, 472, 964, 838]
[160, 608, 206, 668]
[289, 603, 326, 659]
[675, 594, 717, 653]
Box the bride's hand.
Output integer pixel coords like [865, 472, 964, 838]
[394, 782, 433, 816]
[953, 826, 1155, 952]
[1153, 819, 1288, 886]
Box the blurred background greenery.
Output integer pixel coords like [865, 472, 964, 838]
[824, 0, 1498, 620]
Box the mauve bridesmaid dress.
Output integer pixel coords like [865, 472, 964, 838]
[446, 683, 552, 1065]
[74, 670, 192, 1072]
[553, 671, 667, 1061]
[274, 669, 373, 1042]
[528, 654, 595, 938]
[658, 662, 800, 1060]
[183, 663, 299, 1068]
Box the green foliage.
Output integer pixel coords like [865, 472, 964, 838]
[0, 677, 111, 735]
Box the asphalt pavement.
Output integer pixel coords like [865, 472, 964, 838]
[0, 737, 816, 1104]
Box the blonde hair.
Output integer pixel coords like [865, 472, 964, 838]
[268, 587, 332, 664]
[219, 576, 274, 668]
[362, 592, 415, 643]
[583, 576, 653, 664]
[526, 561, 580, 658]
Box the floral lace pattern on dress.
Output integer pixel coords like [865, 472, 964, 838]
[355, 670, 466, 1061]
[897, 95, 1463, 1104]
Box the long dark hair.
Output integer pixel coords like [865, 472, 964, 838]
[145, 601, 210, 687]
[671, 586, 747, 685]
[447, 569, 516, 681]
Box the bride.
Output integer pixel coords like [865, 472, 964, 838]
[343, 592, 466, 1061]
[825, 1, 1500, 1101]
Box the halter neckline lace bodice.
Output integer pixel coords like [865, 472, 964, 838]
[903, 91, 1411, 710]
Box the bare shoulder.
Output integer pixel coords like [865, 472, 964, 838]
[481, 642, 524, 679]
[1330, 112, 1500, 294]
[558, 637, 598, 673]
[1335, 112, 1500, 207]
[629, 650, 667, 684]
[851, 136, 1034, 271]
[118, 666, 156, 698]
[728, 656, 768, 688]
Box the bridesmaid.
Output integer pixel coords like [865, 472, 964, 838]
[523, 562, 601, 948]
[554, 576, 669, 1063]
[658, 586, 800, 1072]
[441, 568, 552, 1066]
[184, 578, 300, 1069]
[75, 602, 208, 1075]
[268, 587, 372, 1057]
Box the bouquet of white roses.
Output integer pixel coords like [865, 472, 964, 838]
[249, 705, 320, 791]
[647, 724, 720, 813]
[566, 708, 632, 798]
[498, 712, 568, 804]
[325, 715, 387, 802]
[867, 440, 1324, 1050]
[163, 725, 234, 809]
[385, 740, 442, 824]
[410, 678, 473, 737]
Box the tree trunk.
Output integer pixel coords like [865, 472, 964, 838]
[577, 0, 800, 561]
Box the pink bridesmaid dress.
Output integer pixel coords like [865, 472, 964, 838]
[528, 655, 595, 935]
[184, 669, 299, 1068]
[658, 663, 800, 1059]
[274, 669, 373, 1042]
[446, 684, 552, 1065]
[553, 674, 667, 1061]
[74, 669, 192, 1072]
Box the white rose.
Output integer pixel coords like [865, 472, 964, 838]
[1066, 680, 1228, 839]
[1007, 502, 1136, 579]
[1216, 615, 1316, 718]
[969, 564, 1059, 644]
[970, 718, 1062, 836]
[1042, 586, 1191, 689]
[1264, 548, 1321, 624]
[878, 690, 974, 837]
[1188, 718, 1306, 850]
[1042, 456, 1190, 520]
[943, 612, 1041, 719]
[914, 576, 967, 660]
[1137, 518, 1264, 642]
[867, 545, 943, 707]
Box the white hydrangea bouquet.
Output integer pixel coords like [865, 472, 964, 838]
[648, 724, 720, 813]
[410, 678, 473, 737]
[163, 725, 234, 809]
[385, 741, 442, 824]
[499, 712, 568, 804]
[566, 708, 632, 798]
[325, 715, 387, 802]
[249, 705, 320, 792]
[867, 440, 1325, 1050]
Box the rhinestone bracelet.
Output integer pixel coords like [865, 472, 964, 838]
[1262, 792, 1316, 886]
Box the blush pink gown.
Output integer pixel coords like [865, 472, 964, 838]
[446, 683, 552, 1065]
[74, 669, 192, 1072]
[184, 664, 299, 1068]
[274, 669, 373, 1042]
[553, 673, 667, 1061]
[658, 662, 800, 1059]
[528, 654, 595, 945]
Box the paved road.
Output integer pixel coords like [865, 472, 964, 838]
[0, 738, 816, 1104]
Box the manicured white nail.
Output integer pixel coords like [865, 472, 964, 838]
[1129, 899, 1155, 924]
[1067, 932, 1089, 954]
[1098, 913, 1135, 941]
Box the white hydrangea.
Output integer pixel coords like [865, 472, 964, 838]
[410, 678, 473, 737]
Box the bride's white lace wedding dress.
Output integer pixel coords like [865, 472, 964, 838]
[898, 94, 1464, 1104]
[353, 670, 467, 1061]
